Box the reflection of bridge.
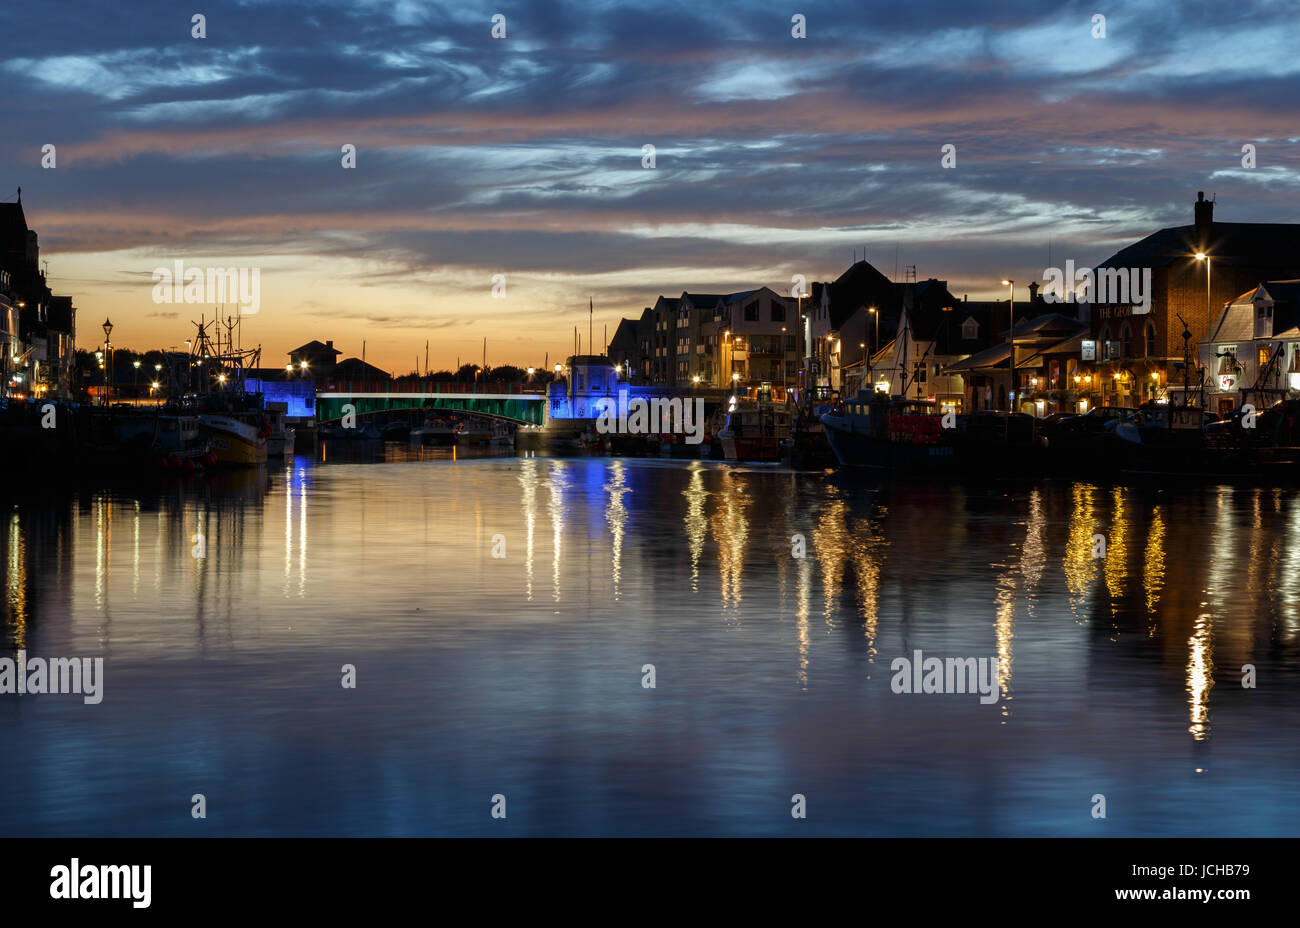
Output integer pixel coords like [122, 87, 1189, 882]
[315, 389, 545, 425]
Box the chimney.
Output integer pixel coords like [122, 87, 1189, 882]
[1028, 281, 1039, 302]
[1194, 191, 1214, 249]
[326, 340, 334, 350]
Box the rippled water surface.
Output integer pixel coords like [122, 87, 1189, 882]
[3, 445, 1299, 836]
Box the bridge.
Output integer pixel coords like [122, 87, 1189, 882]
[313, 384, 546, 425]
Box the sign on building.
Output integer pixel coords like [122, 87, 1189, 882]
[1081, 340, 1096, 361]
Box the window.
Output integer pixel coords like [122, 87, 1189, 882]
[772, 304, 786, 322]
[961, 317, 979, 340]
[1119, 323, 1132, 359]
[1258, 304, 1274, 338]
[1145, 323, 1156, 358]
[914, 361, 927, 384]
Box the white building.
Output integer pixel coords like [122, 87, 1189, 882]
[1200, 281, 1300, 417]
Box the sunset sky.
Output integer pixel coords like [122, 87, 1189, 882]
[1, 0, 1297, 373]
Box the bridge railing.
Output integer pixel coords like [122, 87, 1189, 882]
[320, 380, 545, 395]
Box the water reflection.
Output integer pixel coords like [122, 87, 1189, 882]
[3, 461, 1300, 836]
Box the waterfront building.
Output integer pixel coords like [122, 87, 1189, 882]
[606, 318, 640, 380]
[807, 261, 963, 397]
[1200, 280, 1300, 417]
[944, 312, 1089, 414]
[696, 288, 796, 389]
[287, 339, 342, 380]
[331, 357, 391, 384]
[1085, 192, 1300, 406]
[610, 288, 796, 389]
[0, 197, 77, 399]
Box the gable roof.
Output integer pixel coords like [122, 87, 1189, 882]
[332, 357, 390, 380]
[1097, 222, 1300, 274]
[288, 340, 340, 357]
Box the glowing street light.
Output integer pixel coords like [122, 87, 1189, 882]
[1000, 280, 1015, 410]
[1194, 251, 1213, 329]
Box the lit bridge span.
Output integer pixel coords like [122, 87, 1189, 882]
[314, 387, 546, 425]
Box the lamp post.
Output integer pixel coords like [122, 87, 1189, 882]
[796, 293, 804, 392]
[868, 307, 878, 386]
[1194, 252, 1212, 322]
[101, 317, 113, 405]
[1000, 281, 1014, 410]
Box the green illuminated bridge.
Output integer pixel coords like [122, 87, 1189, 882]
[315, 387, 546, 425]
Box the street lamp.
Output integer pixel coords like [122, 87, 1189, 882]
[1194, 252, 1212, 323]
[102, 317, 113, 405]
[1000, 281, 1015, 410]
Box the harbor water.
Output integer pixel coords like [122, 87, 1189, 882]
[2, 444, 1298, 836]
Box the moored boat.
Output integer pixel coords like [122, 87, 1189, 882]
[820, 390, 953, 470]
[265, 402, 296, 457]
[200, 412, 270, 465]
[411, 416, 456, 445]
[717, 397, 791, 462]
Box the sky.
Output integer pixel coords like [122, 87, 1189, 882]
[1, 0, 1298, 373]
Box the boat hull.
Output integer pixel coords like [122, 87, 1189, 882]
[720, 434, 782, 462]
[267, 429, 295, 457]
[822, 420, 955, 470]
[200, 415, 268, 466]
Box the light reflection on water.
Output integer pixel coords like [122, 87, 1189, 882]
[2, 447, 1300, 836]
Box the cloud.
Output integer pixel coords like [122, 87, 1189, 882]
[3, 0, 1296, 368]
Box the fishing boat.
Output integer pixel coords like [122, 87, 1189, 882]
[820, 390, 954, 470]
[184, 310, 270, 467]
[454, 422, 492, 445]
[488, 420, 515, 446]
[789, 396, 837, 467]
[200, 411, 270, 465]
[265, 402, 296, 457]
[411, 415, 456, 445]
[98, 404, 216, 473]
[717, 396, 791, 462]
